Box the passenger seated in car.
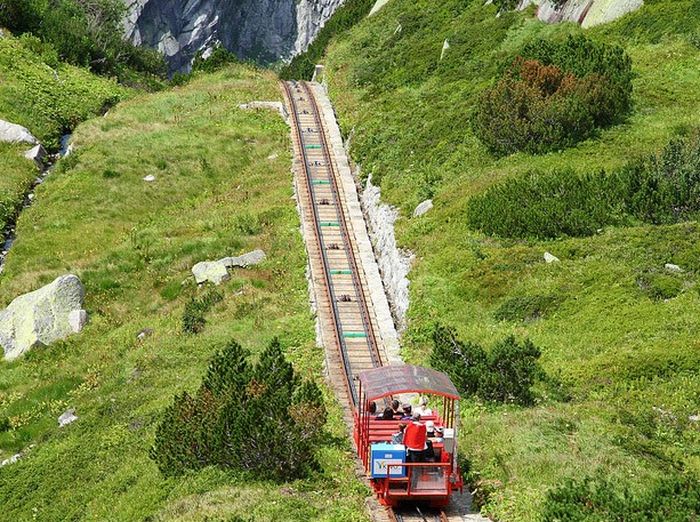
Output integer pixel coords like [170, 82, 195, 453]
[391, 399, 401, 417]
[391, 423, 407, 444]
[377, 407, 395, 420]
[400, 404, 413, 420]
[368, 401, 377, 415]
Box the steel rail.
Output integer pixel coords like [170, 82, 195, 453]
[301, 81, 384, 370]
[282, 80, 360, 404]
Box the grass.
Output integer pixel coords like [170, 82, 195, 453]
[322, 0, 700, 519]
[0, 65, 367, 521]
[0, 144, 36, 233]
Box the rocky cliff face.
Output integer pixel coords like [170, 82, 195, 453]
[517, 0, 643, 27]
[123, 0, 344, 73]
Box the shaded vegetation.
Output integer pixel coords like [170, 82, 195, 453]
[151, 338, 326, 481]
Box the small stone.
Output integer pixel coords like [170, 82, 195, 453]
[27, 194, 34, 201]
[221, 249, 266, 268]
[689, 414, 700, 422]
[544, 252, 560, 264]
[58, 408, 78, 427]
[413, 199, 433, 217]
[143, 175, 156, 182]
[68, 309, 88, 333]
[665, 263, 683, 273]
[192, 260, 230, 285]
[267, 153, 278, 160]
[0, 453, 22, 467]
[136, 328, 154, 341]
[23, 144, 47, 167]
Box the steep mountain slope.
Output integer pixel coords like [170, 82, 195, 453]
[323, 0, 700, 519]
[0, 65, 367, 521]
[124, 0, 344, 72]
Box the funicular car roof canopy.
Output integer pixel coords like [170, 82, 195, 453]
[358, 365, 460, 401]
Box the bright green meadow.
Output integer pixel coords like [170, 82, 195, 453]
[323, 0, 700, 519]
[0, 65, 367, 521]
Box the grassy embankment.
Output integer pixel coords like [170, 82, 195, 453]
[0, 32, 125, 235]
[0, 65, 367, 521]
[323, 0, 700, 519]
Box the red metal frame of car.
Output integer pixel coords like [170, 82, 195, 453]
[353, 365, 464, 508]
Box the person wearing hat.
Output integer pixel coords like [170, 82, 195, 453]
[400, 403, 413, 420]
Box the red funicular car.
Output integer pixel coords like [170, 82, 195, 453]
[353, 365, 464, 508]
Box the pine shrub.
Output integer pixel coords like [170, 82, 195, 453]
[182, 289, 223, 334]
[151, 338, 327, 481]
[430, 325, 543, 406]
[467, 132, 700, 239]
[472, 36, 632, 156]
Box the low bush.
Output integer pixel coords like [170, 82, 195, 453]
[430, 324, 542, 405]
[494, 294, 562, 322]
[472, 36, 632, 156]
[182, 289, 223, 334]
[468, 132, 700, 239]
[636, 270, 684, 301]
[150, 339, 326, 480]
[542, 472, 700, 521]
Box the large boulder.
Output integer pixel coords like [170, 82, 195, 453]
[0, 119, 38, 145]
[192, 249, 266, 285]
[0, 274, 87, 361]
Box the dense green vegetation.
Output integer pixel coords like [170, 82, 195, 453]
[152, 338, 326, 481]
[279, 0, 375, 80]
[0, 0, 166, 82]
[467, 132, 700, 239]
[0, 33, 127, 149]
[324, 0, 700, 519]
[0, 65, 366, 521]
[472, 36, 632, 155]
[430, 325, 543, 406]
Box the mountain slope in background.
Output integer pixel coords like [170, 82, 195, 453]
[123, 0, 344, 72]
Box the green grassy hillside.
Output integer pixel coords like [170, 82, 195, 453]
[323, 0, 700, 519]
[0, 65, 366, 521]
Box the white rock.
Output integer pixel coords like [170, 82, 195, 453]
[413, 199, 433, 217]
[544, 252, 560, 264]
[23, 144, 47, 167]
[0, 274, 86, 360]
[0, 453, 22, 467]
[143, 175, 156, 182]
[267, 153, 279, 160]
[440, 39, 450, 61]
[192, 249, 266, 285]
[58, 408, 78, 427]
[665, 263, 683, 273]
[68, 309, 88, 333]
[689, 414, 700, 422]
[0, 119, 38, 145]
[192, 260, 231, 285]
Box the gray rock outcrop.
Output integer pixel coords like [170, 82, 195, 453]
[0, 119, 38, 145]
[192, 249, 266, 285]
[123, 0, 344, 73]
[413, 199, 433, 218]
[23, 144, 48, 167]
[0, 275, 87, 361]
[58, 408, 78, 427]
[517, 0, 643, 28]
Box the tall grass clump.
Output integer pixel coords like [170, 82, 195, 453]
[151, 339, 326, 480]
[472, 35, 632, 155]
[468, 132, 700, 239]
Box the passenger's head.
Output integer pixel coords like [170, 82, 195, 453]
[419, 396, 428, 407]
[382, 407, 394, 420]
[402, 403, 412, 415]
[391, 399, 400, 411]
[398, 422, 407, 432]
[369, 401, 377, 415]
[412, 412, 422, 422]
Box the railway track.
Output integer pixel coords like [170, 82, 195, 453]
[282, 80, 384, 407]
[282, 80, 471, 522]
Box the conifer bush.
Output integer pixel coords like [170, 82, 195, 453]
[430, 325, 542, 405]
[151, 339, 326, 480]
[472, 36, 632, 156]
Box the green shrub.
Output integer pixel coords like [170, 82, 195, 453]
[182, 289, 223, 334]
[636, 270, 684, 301]
[541, 473, 700, 521]
[472, 35, 632, 156]
[192, 44, 239, 73]
[494, 294, 562, 322]
[430, 325, 543, 405]
[279, 0, 375, 80]
[467, 169, 618, 239]
[468, 132, 700, 239]
[151, 339, 327, 480]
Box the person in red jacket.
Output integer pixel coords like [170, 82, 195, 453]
[403, 413, 427, 463]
